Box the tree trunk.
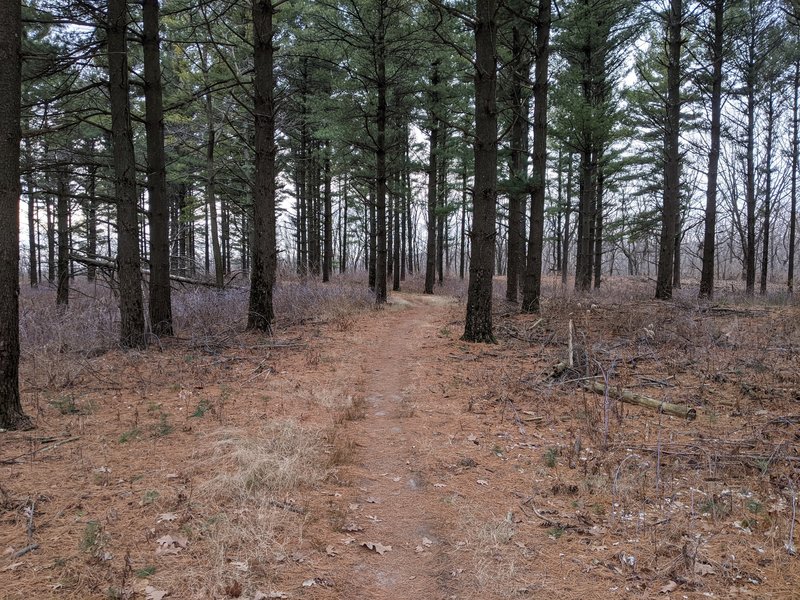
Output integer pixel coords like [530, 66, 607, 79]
[393, 170, 401, 291]
[790, 59, 799, 294]
[575, 146, 595, 291]
[24, 138, 38, 288]
[323, 143, 333, 282]
[760, 88, 775, 295]
[340, 175, 348, 273]
[593, 159, 603, 288]
[424, 65, 439, 295]
[204, 92, 224, 288]
[143, 0, 173, 335]
[47, 197, 55, 283]
[521, 0, 551, 312]
[108, 0, 146, 348]
[506, 22, 529, 303]
[655, 0, 682, 300]
[368, 193, 376, 287]
[743, 17, 757, 295]
[0, 0, 32, 429]
[699, 0, 724, 299]
[561, 155, 572, 287]
[374, 15, 388, 304]
[437, 126, 447, 285]
[463, 0, 498, 343]
[460, 159, 467, 280]
[86, 163, 98, 282]
[248, 0, 277, 332]
[56, 168, 69, 306]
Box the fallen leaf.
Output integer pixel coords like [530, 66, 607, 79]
[342, 523, 363, 532]
[660, 581, 678, 594]
[145, 586, 169, 600]
[476, 479, 488, 486]
[366, 497, 379, 504]
[422, 537, 433, 547]
[433, 483, 446, 488]
[157, 513, 177, 523]
[156, 534, 188, 555]
[326, 545, 337, 556]
[302, 579, 316, 587]
[340, 537, 356, 545]
[392, 476, 401, 482]
[467, 434, 478, 443]
[361, 541, 392, 556]
[694, 562, 715, 576]
[1, 562, 23, 572]
[415, 545, 424, 553]
[348, 503, 361, 511]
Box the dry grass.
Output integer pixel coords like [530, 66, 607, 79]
[188, 420, 326, 598]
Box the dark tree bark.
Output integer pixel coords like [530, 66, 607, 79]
[506, 21, 529, 303]
[593, 159, 604, 288]
[374, 14, 388, 303]
[760, 88, 775, 294]
[108, 0, 146, 348]
[143, 0, 173, 335]
[575, 146, 596, 291]
[368, 192, 376, 288]
[463, 0, 498, 343]
[56, 168, 69, 306]
[340, 174, 348, 273]
[460, 159, 467, 280]
[699, 0, 724, 299]
[790, 59, 799, 294]
[437, 127, 447, 286]
[655, 0, 682, 300]
[323, 143, 333, 282]
[562, 153, 572, 286]
[47, 196, 55, 283]
[86, 162, 98, 282]
[521, 0, 551, 312]
[424, 64, 439, 295]
[0, 0, 32, 430]
[248, 0, 278, 332]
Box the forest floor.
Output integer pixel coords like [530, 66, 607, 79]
[1, 277, 799, 599]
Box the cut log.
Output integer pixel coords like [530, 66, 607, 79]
[582, 381, 696, 421]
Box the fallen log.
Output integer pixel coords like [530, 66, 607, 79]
[582, 381, 696, 421]
[70, 254, 240, 288]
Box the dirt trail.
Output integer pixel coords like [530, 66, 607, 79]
[314, 292, 460, 599]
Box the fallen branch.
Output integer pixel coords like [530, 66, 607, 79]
[268, 499, 305, 515]
[0, 437, 81, 465]
[12, 544, 39, 558]
[582, 381, 696, 421]
[70, 254, 239, 289]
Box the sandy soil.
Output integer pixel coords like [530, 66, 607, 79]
[1, 284, 799, 599]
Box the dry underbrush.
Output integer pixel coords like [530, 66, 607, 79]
[478, 277, 800, 597]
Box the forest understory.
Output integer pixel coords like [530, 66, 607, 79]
[0, 275, 798, 599]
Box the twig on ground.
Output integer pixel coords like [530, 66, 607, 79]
[12, 544, 39, 558]
[0, 437, 81, 465]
